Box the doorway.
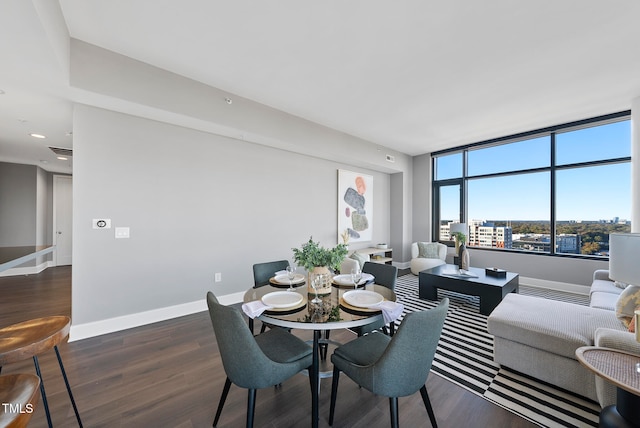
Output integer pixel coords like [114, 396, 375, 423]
[53, 175, 72, 266]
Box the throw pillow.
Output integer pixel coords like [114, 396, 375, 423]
[614, 281, 629, 289]
[349, 252, 368, 269]
[615, 285, 640, 328]
[418, 242, 440, 259]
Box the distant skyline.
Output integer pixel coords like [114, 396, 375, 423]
[439, 120, 631, 222]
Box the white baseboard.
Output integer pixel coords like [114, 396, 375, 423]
[520, 276, 590, 296]
[55, 275, 592, 342]
[0, 261, 53, 277]
[393, 261, 410, 270]
[69, 291, 245, 342]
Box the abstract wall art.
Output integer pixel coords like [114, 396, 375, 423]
[338, 169, 373, 244]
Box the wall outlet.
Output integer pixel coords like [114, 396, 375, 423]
[215, 273, 222, 282]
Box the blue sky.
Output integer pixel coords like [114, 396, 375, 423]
[438, 120, 631, 222]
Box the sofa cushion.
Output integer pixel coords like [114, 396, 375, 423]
[590, 292, 620, 311]
[488, 294, 625, 360]
[615, 284, 640, 327]
[590, 279, 624, 297]
[614, 281, 629, 289]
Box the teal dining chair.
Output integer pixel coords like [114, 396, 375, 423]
[329, 298, 449, 428]
[250, 260, 291, 334]
[206, 291, 313, 427]
[355, 262, 399, 336]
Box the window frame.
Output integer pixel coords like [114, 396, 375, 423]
[431, 111, 631, 259]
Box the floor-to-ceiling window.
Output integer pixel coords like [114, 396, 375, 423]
[432, 111, 631, 258]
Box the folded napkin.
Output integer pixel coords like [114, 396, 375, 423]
[242, 301, 273, 319]
[379, 301, 404, 323]
[361, 273, 375, 284]
[333, 273, 375, 286]
[274, 270, 287, 276]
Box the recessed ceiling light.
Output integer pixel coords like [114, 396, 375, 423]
[57, 156, 68, 161]
[29, 133, 46, 139]
[40, 160, 48, 164]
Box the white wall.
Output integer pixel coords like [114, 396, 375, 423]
[71, 105, 393, 338]
[412, 154, 433, 241]
[0, 162, 37, 246]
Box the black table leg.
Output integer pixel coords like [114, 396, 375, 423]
[599, 387, 640, 427]
[311, 330, 320, 428]
[418, 272, 437, 300]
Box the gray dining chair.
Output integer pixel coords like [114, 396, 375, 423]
[329, 298, 449, 428]
[206, 291, 314, 427]
[250, 260, 291, 334]
[252, 260, 290, 288]
[353, 262, 399, 336]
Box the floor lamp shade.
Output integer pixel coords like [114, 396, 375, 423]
[609, 233, 640, 286]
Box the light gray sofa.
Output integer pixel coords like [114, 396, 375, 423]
[488, 270, 639, 407]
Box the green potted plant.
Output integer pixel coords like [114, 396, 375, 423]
[292, 237, 348, 294]
[452, 232, 467, 255]
[292, 237, 348, 271]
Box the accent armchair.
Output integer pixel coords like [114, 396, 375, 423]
[410, 242, 447, 275]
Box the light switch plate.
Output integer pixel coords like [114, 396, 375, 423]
[115, 227, 130, 239]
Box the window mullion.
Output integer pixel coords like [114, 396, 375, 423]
[550, 133, 556, 255]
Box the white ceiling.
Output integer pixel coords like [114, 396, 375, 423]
[2, 0, 640, 174]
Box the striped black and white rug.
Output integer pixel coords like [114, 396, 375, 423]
[393, 274, 601, 428]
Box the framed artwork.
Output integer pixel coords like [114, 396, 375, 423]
[338, 169, 373, 243]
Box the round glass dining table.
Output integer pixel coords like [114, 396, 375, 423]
[243, 281, 397, 428]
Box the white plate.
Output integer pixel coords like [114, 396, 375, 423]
[273, 274, 305, 284]
[333, 273, 374, 286]
[342, 290, 384, 308]
[262, 291, 304, 309]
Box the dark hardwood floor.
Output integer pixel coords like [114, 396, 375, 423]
[0, 267, 536, 427]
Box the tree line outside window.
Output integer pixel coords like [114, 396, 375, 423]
[432, 111, 631, 258]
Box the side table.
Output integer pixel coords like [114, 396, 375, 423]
[576, 346, 640, 428]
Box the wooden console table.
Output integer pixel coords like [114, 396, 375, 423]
[356, 247, 393, 265]
[576, 346, 640, 427]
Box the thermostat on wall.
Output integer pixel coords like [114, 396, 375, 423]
[93, 219, 111, 229]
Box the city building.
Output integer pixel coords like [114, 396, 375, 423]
[468, 220, 513, 249]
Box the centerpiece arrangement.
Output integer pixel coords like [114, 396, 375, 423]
[292, 237, 348, 295]
[452, 231, 469, 270]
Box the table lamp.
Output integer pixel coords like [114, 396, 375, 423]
[610, 233, 640, 372]
[609, 233, 640, 286]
